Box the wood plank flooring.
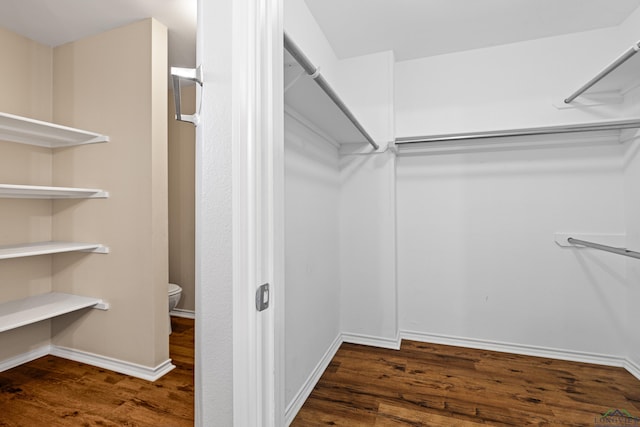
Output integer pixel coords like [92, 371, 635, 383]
[0, 316, 194, 427]
[292, 340, 640, 426]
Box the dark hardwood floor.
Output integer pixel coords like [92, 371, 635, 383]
[292, 340, 640, 426]
[4, 320, 639, 426]
[0, 316, 194, 427]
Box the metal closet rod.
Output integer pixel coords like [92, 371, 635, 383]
[568, 237, 640, 260]
[395, 118, 640, 144]
[283, 32, 379, 150]
[564, 41, 640, 104]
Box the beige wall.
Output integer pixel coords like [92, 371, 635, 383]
[0, 19, 169, 371]
[0, 29, 53, 361]
[168, 86, 195, 312]
[0, 28, 53, 121]
[51, 19, 169, 367]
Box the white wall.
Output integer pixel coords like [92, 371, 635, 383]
[284, 113, 341, 406]
[283, 0, 400, 411]
[392, 12, 640, 364]
[339, 151, 397, 345]
[395, 26, 636, 138]
[614, 4, 640, 51]
[623, 105, 640, 372]
[624, 134, 640, 373]
[620, 6, 640, 373]
[335, 51, 395, 151]
[196, 0, 233, 423]
[397, 137, 628, 358]
[336, 50, 398, 345]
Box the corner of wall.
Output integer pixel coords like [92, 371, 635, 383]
[168, 86, 196, 313]
[339, 149, 398, 343]
[336, 49, 395, 146]
[616, 5, 640, 46]
[623, 130, 640, 381]
[50, 18, 169, 369]
[283, 0, 340, 82]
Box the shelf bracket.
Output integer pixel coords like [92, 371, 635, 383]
[81, 245, 110, 254]
[87, 191, 109, 199]
[93, 300, 110, 311]
[171, 66, 203, 126]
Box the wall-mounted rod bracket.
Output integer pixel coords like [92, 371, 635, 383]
[171, 66, 203, 126]
[564, 41, 640, 104]
[567, 237, 640, 260]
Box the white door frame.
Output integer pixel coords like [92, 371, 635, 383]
[195, 0, 283, 425]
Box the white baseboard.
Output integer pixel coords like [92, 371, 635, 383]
[0, 345, 50, 372]
[285, 333, 343, 426]
[342, 332, 401, 350]
[50, 346, 176, 382]
[625, 357, 640, 381]
[400, 330, 626, 368]
[170, 308, 195, 319]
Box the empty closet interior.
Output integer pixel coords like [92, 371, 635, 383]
[283, 0, 640, 423]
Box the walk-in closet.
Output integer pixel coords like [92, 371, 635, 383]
[1, 0, 640, 426]
[282, 0, 640, 424]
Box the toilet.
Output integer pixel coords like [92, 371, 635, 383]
[168, 283, 183, 334]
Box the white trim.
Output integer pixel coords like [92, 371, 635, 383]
[342, 332, 401, 350]
[170, 308, 196, 319]
[285, 333, 343, 426]
[625, 358, 640, 381]
[231, 0, 282, 424]
[267, 1, 285, 425]
[400, 330, 626, 368]
[0, 345, 50, 372]
[50, 346, 176, 382]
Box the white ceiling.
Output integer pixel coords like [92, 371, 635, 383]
[2, 0, 639, 68]
[0, 0, 196, 68]
[304, 0, 640, 61]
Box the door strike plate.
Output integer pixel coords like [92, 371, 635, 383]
[256, 283, 270, 312]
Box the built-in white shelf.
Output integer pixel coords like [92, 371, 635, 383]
[0, 292, 109, 333]
[283, 45, 378, 149]
[0, 184, 108, 199]
[0, 112, 109, 148]
[0, 242, 109, 260]
[285, 56, 364, 145]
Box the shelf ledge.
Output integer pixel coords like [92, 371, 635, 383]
[0, 112, 109, 148]
[0, 242, 109, 260]
[0, 184, 108, 199]
[0, 292, 108, 334]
